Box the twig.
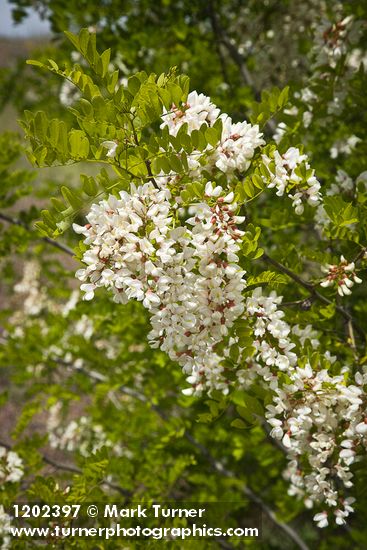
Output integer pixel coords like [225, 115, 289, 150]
[129, 118, 159, 188]
[353, 247, 367, 264]
[281, 298, 313, 310]
[0, 212, 74, 257]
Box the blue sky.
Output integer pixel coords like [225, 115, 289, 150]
[0, 0, 50, 37]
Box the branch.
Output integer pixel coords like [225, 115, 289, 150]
[353, 247, 367, 264]
[0, 212, 74, 257]
[262, 252, 365, 341]
[0, 439, 130, 497]
[262, 252, 313, 291]
[206, 1, 276, 132]
[129, 118, 159, 189]
[184, 431, 309, 550]
[65, 361, 310, 550]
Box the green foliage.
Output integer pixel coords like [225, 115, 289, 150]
[0, 132, 34, 208]
[246, 270, 289, 289]
[250, 86, 290, 127]
[241, 224, 264, 259]
[19, 30, 192, 236]
[323, 195, 361, 240]
[1, 3, 367, 549]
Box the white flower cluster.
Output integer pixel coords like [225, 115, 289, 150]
[221, 288, 366, 527]
[148, 183, 247, 394]
[268, 364, 367, 528]
[74, 182, 173, 305]
[313, 16, 354, 69]
[161, 91, 220, 136]
[326, 169, 354, 196]
[74, 180, 247, 394]
[245, 288, 297, 370]
[59, 79, 80, 107]
[213, 115, 265, 175]
[160, 90, 264, 178]
[262, 147, 322, 214]
[314, 204, 329, 234]
[330, 135, 361, 159]
[47, 403, 125, 458]
[0, 447, 23, 483]
[234, 289, 299, 392]
[103, 91, 321, 223]
[0, 506, 11, 550]
[291, 324, 320, 348]
[321, 255, 362, 296]
[13, 261, 48, 316]
[233, 294, 367, 527]
[73, 87, 367, 527]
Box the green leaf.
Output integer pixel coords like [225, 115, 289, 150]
[48, 59, 59, 71]
[230, 418, 247, 430]
[79, 28, 90, 54]
[205, 127, 220, 147]
[26, 59, 45, 68]
[100, 48, 111, 78]
[61, 186, 83, 209]
[81, 174, 98, 196]
[247, 271, 288, 288]
[68, 129, 90, 159]
[64, 30, 79, 50]
[128, 75, 143, 96]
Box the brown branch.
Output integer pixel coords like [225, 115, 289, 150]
[262, 253, 313, 291]
[0, 212, 74, 257]
[353, 247, 367, 264]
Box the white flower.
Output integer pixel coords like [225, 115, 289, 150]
[320, 256, 362, 297]
[142, 290, 161, 308]
[205, 181, 222, 197]
[282, 433, 292, 448]
[160, 91, 220, 136]
[59, 79, 80, 106]
[303, 111, 313, 128]
[102, 140, 118, 158]
[0, 447, 23, 483]
[355, 422, 367, 434]
[213, 115, 264, 175]
[80, 283, 96, 301]
[313, 512, 328, 528]
[330, 135, 361, 159]
[262, 147, 321, 214]
[282, 147, 307, 170]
